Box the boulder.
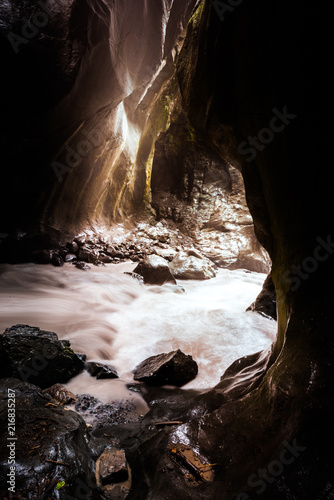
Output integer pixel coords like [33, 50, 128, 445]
[0, 378, 98, 499]
[43, 383, 78, 404]
[133, 349, 198, 386]
[51, 253, 64, 267]
[33, 249, 53, 264]
[67, 240, 79, 254]
[85, 361, 119, 379]
[77, 246, 99, 263]
[0, 324, 84, 388]
[96, 448, 129, 485]
[228, 254, 270, 274]
[65, 252, 77, 262]
[169, 251, 216, 280]
[74, 261, 91, 270]
[133, 255, 177, 285]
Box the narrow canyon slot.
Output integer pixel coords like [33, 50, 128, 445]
[0, 1, 331, 500]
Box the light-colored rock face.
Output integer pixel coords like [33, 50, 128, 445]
[170, 251, 216, 280]
[0, 0, 269, 275]
[0, 0, 199, 235]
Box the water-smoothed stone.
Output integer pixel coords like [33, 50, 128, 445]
[65, 252, 77, 262]
[170, 251, 216, 280]
[74, 261, 91, 270]
[85, 361, 119, 379]
[99, 253, 113, 263]
[133, 349, 198, 386]
[67, 240, 79, 254]
[78, 246, 99, 263]
[0, 325, 84, 388]
[133, 254, 177, 285]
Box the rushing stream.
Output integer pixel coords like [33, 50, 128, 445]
[0, 262, 276, 406]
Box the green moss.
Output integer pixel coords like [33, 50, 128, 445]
[186, 125, 196, 143]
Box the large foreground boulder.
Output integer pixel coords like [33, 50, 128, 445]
[169, 251, 216, 280]
[0, 378, 99, 499]
[133, 255, 177, 285]
[133, 349, 198, 386]
[0, 324, 84, 388]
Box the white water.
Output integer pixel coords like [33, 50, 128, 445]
[0, 262, 276, 402]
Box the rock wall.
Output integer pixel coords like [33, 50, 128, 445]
[0, 0, 198, 239]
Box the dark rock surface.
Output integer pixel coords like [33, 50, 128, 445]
[246, 272, 277, 320]
[74, 394, 138, 430]
[85, 361, 119, 379]
[0, 378, 101, 499]
[0, 324, 84, 388]
[133, 254, 177, 285]
[133, 349, 198, 387]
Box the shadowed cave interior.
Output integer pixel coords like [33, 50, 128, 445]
[0, 1, 332, 499]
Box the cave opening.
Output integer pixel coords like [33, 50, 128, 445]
[0, 0, 332, 499]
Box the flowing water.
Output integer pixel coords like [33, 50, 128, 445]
[0, 262, 276, 407]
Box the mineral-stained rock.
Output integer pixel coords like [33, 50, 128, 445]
[169, 251, 216, 280]
[133, 349, 198, 386]
[0, 324, 84, 388]
[96, 448, 129, 485]
[43, 382, 78, 404]
[133, 254, 177, 285]
[85, 361, 119, 379]
[0, 378, 98, 499]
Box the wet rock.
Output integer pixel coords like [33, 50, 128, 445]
[99, 253, 113, 263]
[65, 252, 77, 262]
[43, 383, 77, 404]
[78, 246, 99, 263]
[33, 249, 53, 264]
[0, 378, 98, 499]
[96, 448, 129, 484]
[67, 240, 79, 254]
[0, 325, 84, 388]
[74, 395, 137, 429]
[105, 246, 116, 256]
[133, 349, 198, 386]
[124, 271, 144, 283]
[133, 254, 177, 285]
[93, 260, 106, 267]
[74, 235, 87, 246]
[74, 261, 91, 270]
[169, 251, 216, 280]
[246, 272, 277, 320]
[85, 361, 119, 379]
[51, 253, 64, 267]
